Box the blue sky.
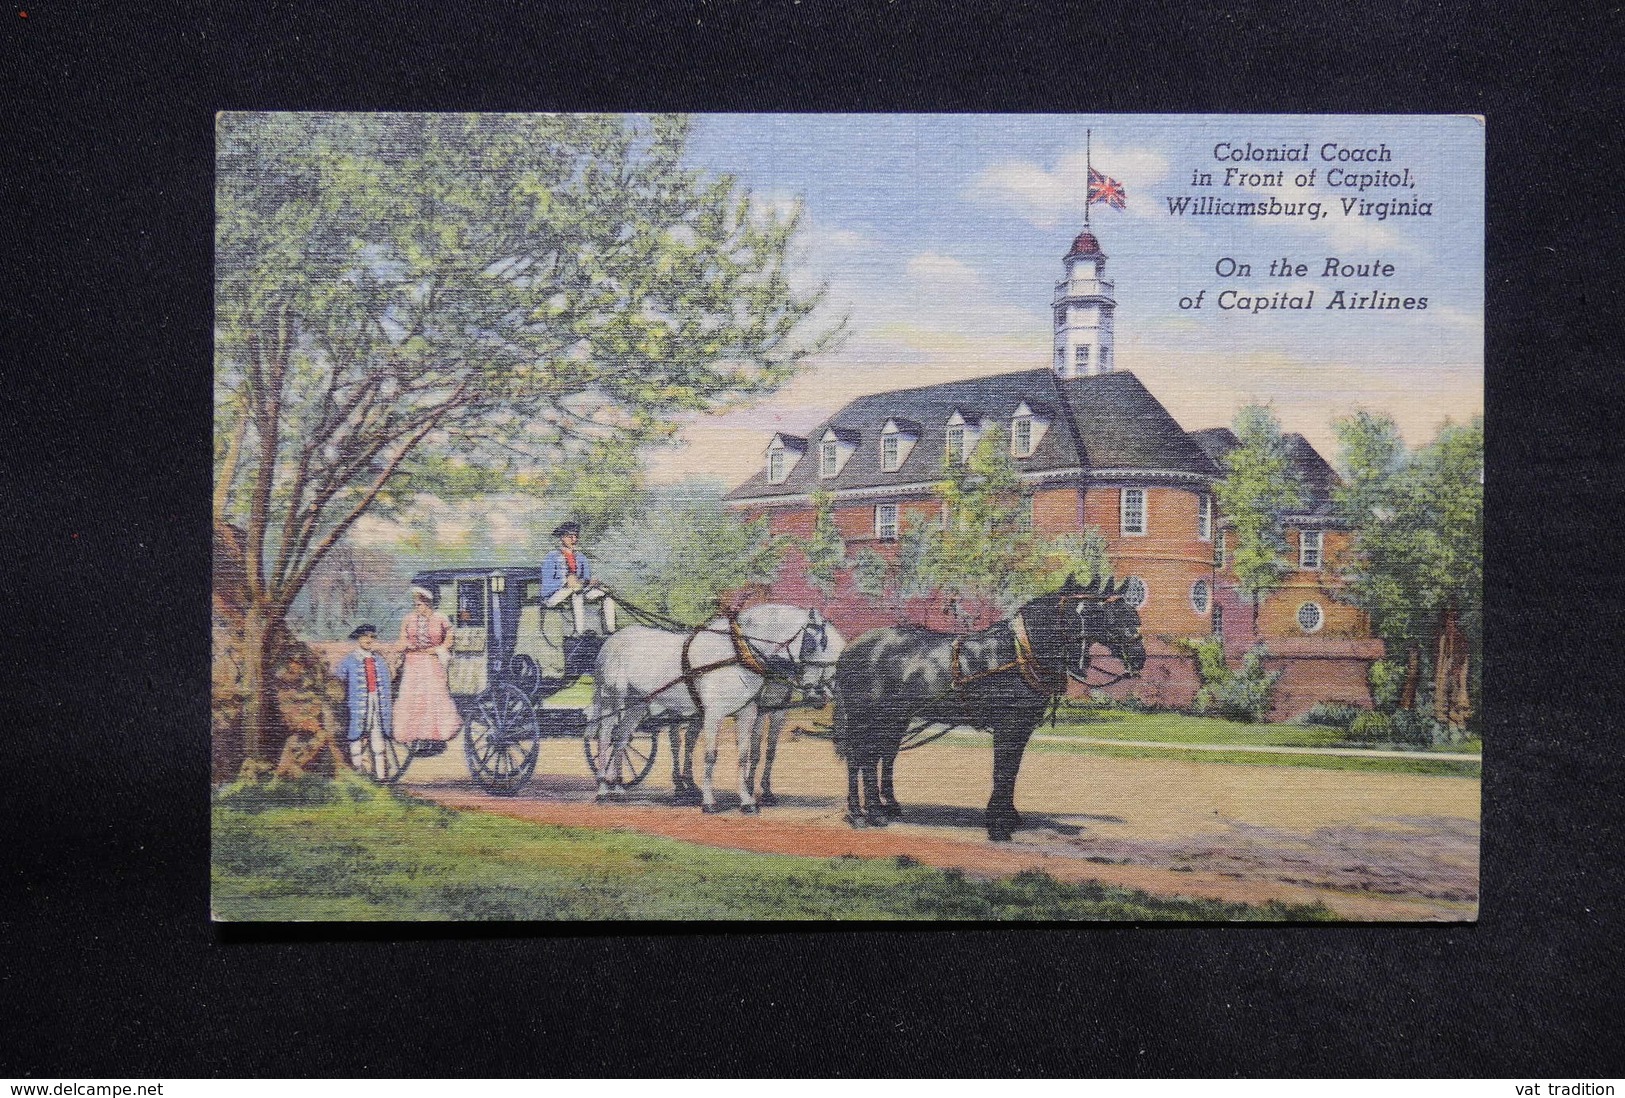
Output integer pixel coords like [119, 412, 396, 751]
[654, 113, 1483, 482]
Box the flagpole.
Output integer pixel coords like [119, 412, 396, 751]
[1085, 128, 1092, 228]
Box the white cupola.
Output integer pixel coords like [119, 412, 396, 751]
[1052, 229, 1116, 379]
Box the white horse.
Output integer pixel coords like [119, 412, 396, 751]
[590, 604, 844, 813]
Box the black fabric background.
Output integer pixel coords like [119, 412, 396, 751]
[4, 0, 1620, 1078]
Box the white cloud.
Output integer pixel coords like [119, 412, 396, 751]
[967, 142, 1171, 228]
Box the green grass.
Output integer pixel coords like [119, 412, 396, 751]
[1047, 708, 1346, 748]
[211, 776, 1333, 922]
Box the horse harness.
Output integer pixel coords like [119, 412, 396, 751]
[948, 612, 1064, 698]
[676, 612, 802, 711]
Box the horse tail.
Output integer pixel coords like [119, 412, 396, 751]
[830, 676, 851, 762]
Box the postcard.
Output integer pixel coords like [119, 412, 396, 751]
[212, 113, 1482, 921]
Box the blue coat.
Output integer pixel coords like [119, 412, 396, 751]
[338, 649, 393, 742]
[540, 547, 592, 600]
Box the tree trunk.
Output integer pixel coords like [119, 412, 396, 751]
[1399, 645, 1420, 711]
[1433, 607, 1471, 730]
[239, 599, 276, 766]
[213, 405, 247, 523]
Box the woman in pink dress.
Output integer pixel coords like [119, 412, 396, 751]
[393, 586, 463, 750]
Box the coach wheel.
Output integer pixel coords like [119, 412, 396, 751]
[464, 682, 541, 796]
[583, 718, 660, 788]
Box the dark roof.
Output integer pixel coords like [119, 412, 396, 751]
[1186, 427, 1341, 513]
[769, 433, 807, 452]
[1058, 372, 1218, 475]
[818, 425, 861, 445]
[727, 369, 1216, 501]
[1188, 426, 1237, 467]
[882, 417, 923, 434]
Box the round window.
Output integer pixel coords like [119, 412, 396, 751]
[1191, 579, 1210, 615]
[1121, 575, 1148, 609]
[1297, 602, 1324, 633]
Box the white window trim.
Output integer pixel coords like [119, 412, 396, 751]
[768, 449, 787, 484]
[875, 503, 900, 541]
[819, 441, 839, 479]
[1300, 529, 1324, 570]
[1120, 487, 1147, 536]
[1197, 493, 1212, 542]
[1214, 528, 1227, 568]
[945, 424, 965, 465]
[1190, 579, 1210, 615]
[881, 435, 900, 472]
[1011, 416, 1034, 457]
[1297, 601, 1325, 633]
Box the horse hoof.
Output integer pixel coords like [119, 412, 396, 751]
[759, 791, 779, 807]
[865, 812, 890, 828]
[987, 830, 1013, 843]
[881, 802, 903, 818]
[594, 793, 609, 804]
[740, 802, 760, 816]
[845, 812, 867, 829]
[701, 802, 723, 815]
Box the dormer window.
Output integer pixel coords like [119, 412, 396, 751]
[1009, 402, 1049, 459]
[1075, 346, 1090, 369]
[817, 426, 859, 479]
[1012, 416, 1033, 457]
[878, 418, 920, 474]
[945, 424, 965, 465]
[1055, 308, 1067, 329]
[764, 434, 806, 486]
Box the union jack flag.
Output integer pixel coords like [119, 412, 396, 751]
[1088, 167, 1126, 209]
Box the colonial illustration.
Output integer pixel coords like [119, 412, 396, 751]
[213, 114, 1483, 921]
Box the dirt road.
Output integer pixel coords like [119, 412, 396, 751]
[401, 723, 1479, 921]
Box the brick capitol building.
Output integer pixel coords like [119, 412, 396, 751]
[726, 225, 1381, 718]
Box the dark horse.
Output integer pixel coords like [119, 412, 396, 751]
[830, 575, 1146, 841]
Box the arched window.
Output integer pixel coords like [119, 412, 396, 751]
[1297, 602, 1324, 633]
[1121, 575, 1148, 610]
[1190, 579, 1210, 615]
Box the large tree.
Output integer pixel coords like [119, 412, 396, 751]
[215, 113, 838, 767]
[1334, 412, 1483, 730]
[1214, 404, 1307, 632]
[898, 427, 1110, 618]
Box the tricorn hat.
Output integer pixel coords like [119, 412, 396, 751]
[552, 520, 581, 538]
[348, 624, 378, 640]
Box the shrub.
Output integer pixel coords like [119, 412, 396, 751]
[1300, 701, 1362, 730]
[1345, 708, 1446, 748]
[1185, 639, 1281, 724]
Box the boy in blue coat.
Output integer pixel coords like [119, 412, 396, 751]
[337, 624, 393, 779]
